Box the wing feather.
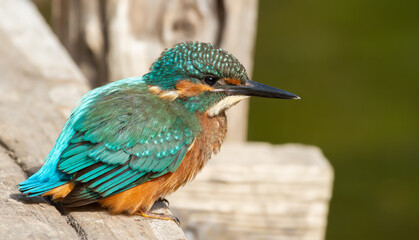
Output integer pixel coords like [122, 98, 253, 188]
[56, 86, 199, 205]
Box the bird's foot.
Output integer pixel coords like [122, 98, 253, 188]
[135, 211, 180, 226]
[158, 197, 170, 207]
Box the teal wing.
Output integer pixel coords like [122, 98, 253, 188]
[57, 86, 197, 206]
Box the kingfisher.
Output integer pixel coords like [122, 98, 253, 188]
[18, 42, 299, 222]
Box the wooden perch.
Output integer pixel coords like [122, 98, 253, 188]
[169, 143, 333, 240]
[0, 0, 185, 239]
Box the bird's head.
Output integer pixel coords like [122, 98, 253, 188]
[144, 42, 299, 116]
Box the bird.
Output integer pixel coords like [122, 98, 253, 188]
[18, 42, 299, 223]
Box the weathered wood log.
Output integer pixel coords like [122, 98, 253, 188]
[0, 148, 81, 239]
[51, 0, 259, 142]
[0, 0, 185, 239]
[169, 143, 334, 240]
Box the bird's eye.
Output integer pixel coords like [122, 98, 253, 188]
[203, 76, 218, 86]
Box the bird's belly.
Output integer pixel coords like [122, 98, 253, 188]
[98, 112, 227, 214]
[97, 143, 204, 214]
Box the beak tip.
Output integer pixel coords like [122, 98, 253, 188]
[293, 95, 301, 100]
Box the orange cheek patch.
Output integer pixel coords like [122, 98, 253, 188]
[176, 80, 214, 97]
[224, 78, 241, 85]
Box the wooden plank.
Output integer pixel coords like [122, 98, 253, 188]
[51, 0, 259, 142]
[0, 147, 80, 239]
[0, 1, 186, 239]
[62, 202, 184, 240]
[169, 143, 334, 240]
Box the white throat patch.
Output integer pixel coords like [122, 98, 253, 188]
[207, 96, 249, 116]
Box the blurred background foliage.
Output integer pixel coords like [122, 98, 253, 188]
[250, 0, 419, 239]
[32, 0, 419, 239]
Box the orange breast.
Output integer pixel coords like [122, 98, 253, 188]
[98, 112, 227, 214]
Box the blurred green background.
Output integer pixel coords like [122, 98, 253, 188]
[250, 0, 419, 239]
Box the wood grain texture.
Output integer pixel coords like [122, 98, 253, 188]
[0, 147, 80, 239]
[0, 1, 185, 239]
[51, 0, 259, 142]
[169, 143, 334, 240]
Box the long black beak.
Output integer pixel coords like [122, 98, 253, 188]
[222, 80, 300, 99]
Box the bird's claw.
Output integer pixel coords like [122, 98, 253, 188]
[172, 216, 180, 226]
[158, 197, 170, 207]
[135, 210, 180, 226]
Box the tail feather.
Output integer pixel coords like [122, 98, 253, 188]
[18, 179, 68, 197]
[61, 184, 101, 207]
